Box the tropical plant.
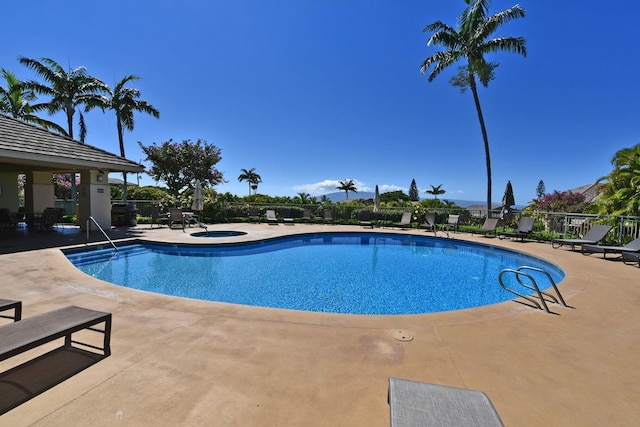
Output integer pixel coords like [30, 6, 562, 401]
[19, 57, 108, 141]
[139, 138, 225, 198]
[238, 168, 262, 196]
[426, 184, 446, 199]
[337, 179, 357, 200]
[595, 143, 640, 216]
[89, 75, 159, 201]
[0, 68, 67, 134]
[379, 190, 410, 204]
[409, 179, 420, 201]
[421, 0, 526, 215]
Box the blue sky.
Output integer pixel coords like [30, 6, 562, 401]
[2, 1, 638, 205]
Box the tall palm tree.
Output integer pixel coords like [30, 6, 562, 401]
[89, 75, 159, 201]
[421, 0, 526, 215]
[238, 168, 262, 195]
[337, 179, 357, 200]
[19, 57, 108, 140]
[0, 68, 67, 134]
[19, 57, 108, 204]
[425, 184, 446, 199]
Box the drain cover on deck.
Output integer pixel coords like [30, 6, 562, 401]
[391, 330, 414, 342]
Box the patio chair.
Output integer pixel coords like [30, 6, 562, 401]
[421, 213, 437, 235]
[473, 217, 500, 237]
[282, 209, 294, 224]
[394, 212, 412, 229]
[441, 214, 460, 235]
[0, 208, 19, 231]
[323, 210, 334, 223]
[149, 205, 167, 228]
[582, 236, 640, 259]
[302, 209, 312, 222]
[388, 377, 504, 427]
[248, 207, 260, 223]
[266, 209, 278, 223]
[168, 207, 185, 231]
[498, 217, 535, 241]
[360, 210, 373, 228]
[34, 207, 63, 231]
[552, 225, 612, 250]
[622, 251, 640, 267]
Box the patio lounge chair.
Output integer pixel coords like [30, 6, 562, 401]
[360, 210, 373, 228]
[622, 251, 640, 266]
[388, 377, 504, 427]
[168, 207, 185, 231]
[582, 236, 640, 259]
[441, 214, 460, 235]
[421, 213, 437, 235]
[474, 217, 500, 237]
[552, 225, 612, 250]
[394, 212, 412, 229]
[266, 209, 278, 223]
[248, 207, 260, 222]
[282, 209, 294, 224]
[498, 217, 535, 241]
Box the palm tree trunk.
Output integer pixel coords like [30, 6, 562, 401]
[117, 120, 128, 202]
[469, 74, 492, 217]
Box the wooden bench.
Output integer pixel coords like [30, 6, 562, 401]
[0, 299, 21, 322]
[0, 305, 111, 362]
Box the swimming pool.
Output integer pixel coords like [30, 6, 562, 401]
[64, 232, 564, 315]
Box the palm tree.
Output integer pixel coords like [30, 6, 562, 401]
[19, 57, 108, 140]
[425, 184, 446, 199]
[0, 68, 67, 134]
[89, 75, 159, 201]
[596, 143, 640, 216]
[238, 168, 262, 195]
[337, 179, 357, 200]
[421, 0, 526, 215]
[19, 57, 108, 204]
[296, 192, 311, 204]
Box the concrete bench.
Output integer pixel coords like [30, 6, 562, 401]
[0, 299, 21, 322]
[0, 305, 111, 362]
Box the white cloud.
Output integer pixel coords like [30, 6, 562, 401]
[293, 179, 371, 195]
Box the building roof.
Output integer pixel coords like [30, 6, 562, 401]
[0, 113, 144, 173]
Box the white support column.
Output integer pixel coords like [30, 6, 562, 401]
[78, 170, 111, 231]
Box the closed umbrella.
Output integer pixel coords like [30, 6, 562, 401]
[500, 181, 515, 221]
[191, 179, 203, 212]
[374, 185, 380, 213]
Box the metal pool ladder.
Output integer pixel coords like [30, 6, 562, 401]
[498, 266, 570, 314]
[86, 217, 118, 252]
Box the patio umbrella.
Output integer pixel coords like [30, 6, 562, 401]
[191, 179, 204, 212]
[500, 180, 515, 221]
[374, 185, 380, 213]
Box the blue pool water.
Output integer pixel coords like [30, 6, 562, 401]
[64, 232, 564, 315]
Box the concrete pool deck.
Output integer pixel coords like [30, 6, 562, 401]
[0, 222, 638, 425]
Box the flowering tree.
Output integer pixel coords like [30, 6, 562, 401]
[532, 191, 590, 213]
[139, 139, 225, 198]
